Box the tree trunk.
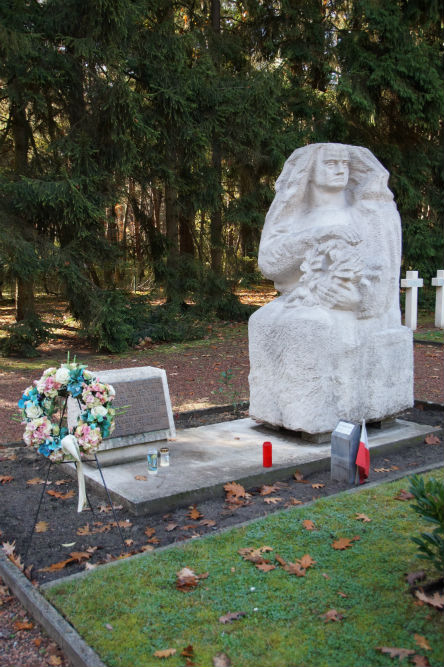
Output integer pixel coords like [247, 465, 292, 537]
[15, 278, 35, 321]
[165, 181, 180, 301]
[210, 0, 223, 275]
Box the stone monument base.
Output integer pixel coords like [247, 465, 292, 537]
[248, 301, 413, 435]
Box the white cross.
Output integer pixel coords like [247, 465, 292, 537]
[401, 270, 423, 330]
[431, 270, 444, 328]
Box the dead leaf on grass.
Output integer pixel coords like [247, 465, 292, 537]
[411, 655, 430, 666]
[406, 570, 425, 586]
[255, 562, 276, 572]
[213, 653, 232, 667]
[332, 538, 354, 550]
[35, 521, 49, 533]
[299, 554, 316, 569]
[414, 590, 444, 609]
[413, 634, 431, 651]
[302, 519, 316, 531]
[375, 646, 415, 660]
[219, 611, 246, 624]
[321, 609, 344, 623]
[355, 513, 371, 522]
[394, 489, 414, 501]
[338, 591, 348, 598]
[153, 648, 177, 658]
[176, 567, 208, 591]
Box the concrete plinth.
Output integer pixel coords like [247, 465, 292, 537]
[61, 418, 438, 515]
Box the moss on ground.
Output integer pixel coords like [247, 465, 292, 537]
[46, 471, 444, 667]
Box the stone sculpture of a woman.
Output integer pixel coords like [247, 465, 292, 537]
[248, 143, 413, 437]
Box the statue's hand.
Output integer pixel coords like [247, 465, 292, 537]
[316, 279, 360, 310]
[316, 226, 361, 246]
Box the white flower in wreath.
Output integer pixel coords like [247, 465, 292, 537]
[91, 405, 107, 419]
[107, 384, 115, 398]
[25, 403, 43, 419]
[55, 366, 70, 385]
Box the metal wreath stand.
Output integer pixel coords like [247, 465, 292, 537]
[23, 395, 126, 567]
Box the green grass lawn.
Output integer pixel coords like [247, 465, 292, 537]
[46, 471, 444, 667]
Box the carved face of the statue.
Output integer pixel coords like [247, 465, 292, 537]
[312, 146, 350, 191]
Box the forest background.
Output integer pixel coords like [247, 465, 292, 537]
[0, 0, 442, 356]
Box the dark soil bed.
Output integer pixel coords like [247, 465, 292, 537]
[1, 406, 442, 588]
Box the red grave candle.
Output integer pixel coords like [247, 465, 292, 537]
[263, 441, 272, 467]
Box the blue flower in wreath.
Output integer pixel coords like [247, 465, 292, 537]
[38, 437, 60, 457]
[67, 367, 86, 397]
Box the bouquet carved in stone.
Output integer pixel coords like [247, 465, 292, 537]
[248, 143, 413, 435]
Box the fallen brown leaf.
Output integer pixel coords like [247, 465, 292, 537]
[413, 634, 431, 651]
[54, 479, 70, 486]
[200, 519, 216, 527]
[0, 475, 13, 484]
[176, 567, 208, 592]
[374, 467, 391, 472]
[406, 570, 425, 586]
[293, 470, 309, 483]
[255, 562, 276, 572]
[332, 538, 353, 550]
[394, 489, 414, 501]
[299, 554, 316, 569]
[144, 526, 156, 538]
[124, 539, 134, 546]
[212, 653, 232, 667]
[411, 655, 430, 666]
[26, 477, 45, 485]
[263, 497, 283, 504]
[321, 609, 344, 623]
[285, 498, 303, 506]
[181, 645, 194, 658]
[187, 506, 203, 520]
[153, 648, 177, 658]
[13, 620, 33, 631]
[260, 484, 280, 496]
[312, 483, 325, 489]
[337, 591, 348, 598]
[134, 475, 147, 481]
[303, 519, 316, 531]
[219, 611, 246, 624]
[165, 523, 178, 532]
[35, 521, 49, 533]
[375, 647, 415, 660]
[48, 655, 62, 666]
[424, 434, 440, 445]
[284, 561, 306, 577]
[47, 489, 75, 500]
[415, 590, 444, 609]
[355, 513, 371, 522]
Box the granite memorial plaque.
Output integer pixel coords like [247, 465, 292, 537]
[330, 420, 360, 484]
[67, 366, 175, 466]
